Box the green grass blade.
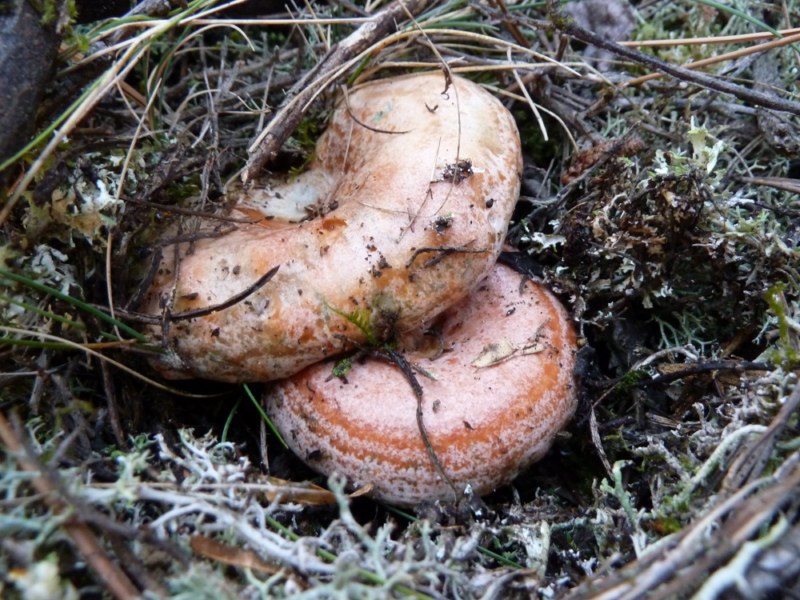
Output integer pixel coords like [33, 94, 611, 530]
[0, 338, 81, 350]
[0, 268, 149, 343]
[687, 0, 781, 37]
[0, 78, 103, 174]
[0, 293, 87, 331]
[221, 397, 242, 443]
[243, 383, 288, 449]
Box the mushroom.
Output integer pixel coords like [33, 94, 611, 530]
[141, 72, 522, 382]
[266, 262, 578, 507]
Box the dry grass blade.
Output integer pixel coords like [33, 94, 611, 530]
[190, 535, 281, 575]
[0, 326, 221, 398]
[736, 176, 800, 194]
[262, 477, 374, 504]
[621, 26, 800, 47]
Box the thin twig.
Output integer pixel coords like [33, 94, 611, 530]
[0, 411, 140, 599]
[405, 245, 489, 269]
[101, 360, 127, 449]
[736, 175, 800, 195]
[564, 449, 800, 599]
[723, 382, 800, 491]
[486, 0, 530, 48]
[641, 360, 772, 386]
[587, 360, 772, 394]
[378, 348, 460, 502]
[167, 264, 280, 322]
[124, 196, 261, 223]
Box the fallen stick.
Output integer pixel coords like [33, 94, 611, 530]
[548, 2, 800, 116]
[0, 411, 140, 599]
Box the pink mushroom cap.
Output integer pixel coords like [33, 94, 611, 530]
[267, 263, 578, 507]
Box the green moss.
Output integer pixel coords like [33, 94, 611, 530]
[763, 284, 800, 368]
[649, 515, 683, 535]
[616, 370, 648, 395]
[330, 357, 353, 380]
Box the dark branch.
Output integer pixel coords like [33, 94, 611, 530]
[406, 246, 489, 269]
[551, 5, 800, 116]
[168, 265, 280, 322]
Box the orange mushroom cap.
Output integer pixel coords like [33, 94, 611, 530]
[267, 263, 578, 507]
[141, 73, 522, 382]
